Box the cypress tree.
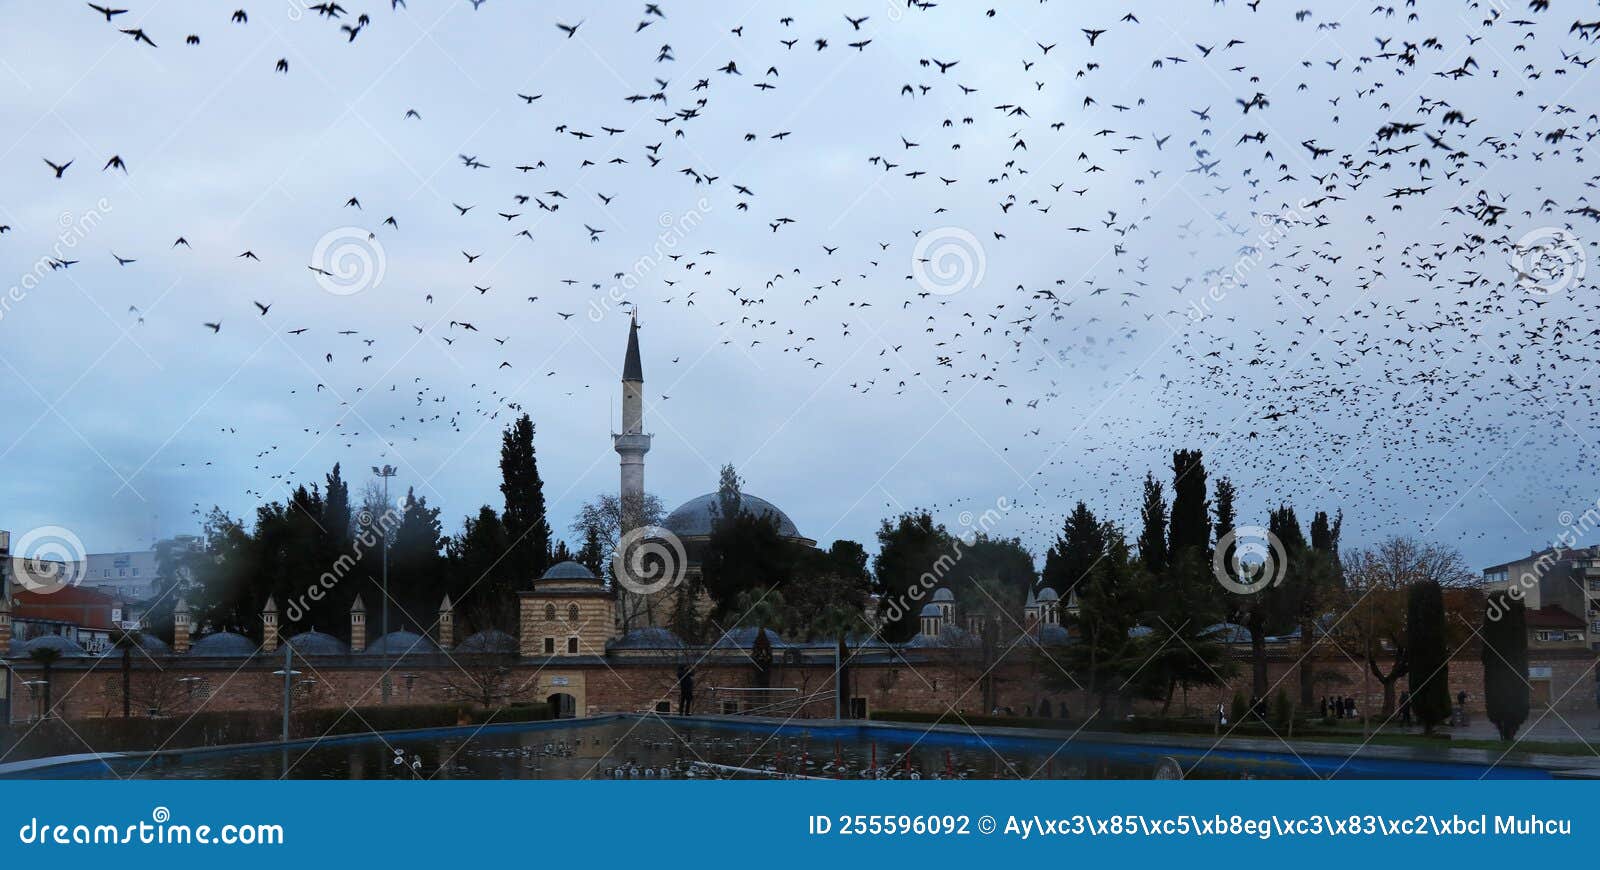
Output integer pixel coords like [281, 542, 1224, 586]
[499, 414, 551, 583]
[1136, 472, 1168, 575]
[1481, 591, 1530, 741]
[1406, 579, 1450, 734]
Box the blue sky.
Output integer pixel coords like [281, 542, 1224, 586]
[1, 1, 1597, 571]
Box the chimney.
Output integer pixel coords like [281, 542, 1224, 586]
[349, 595, 366, 653]
[437, 595, 454, 649]
[173, 599, 191, 654]
[261, 596, 279, 653]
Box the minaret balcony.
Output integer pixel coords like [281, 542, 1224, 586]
[612, 432, 653, 453]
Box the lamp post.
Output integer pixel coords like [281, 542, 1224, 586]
[273, 644, 301, 743]
[371, 465, 397, 638]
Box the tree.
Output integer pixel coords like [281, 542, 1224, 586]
[1046, 526, 1144, 717]
[1166, 449, 1210, 557]
[27, 647, 61, 719]
[433, 631, 524, 709]
[571, 491, 665, 630]
[1042, 501, 1109, 597]
[701, 507, 791, 617]
[1301, 510, 1342, 706]
[1136, 472, 1168, 575]
[1481, 591, 1530, 741]
[1407, 580, 1450, 734]
[446, 506, 516, 632]
[499, 414, 552, 583]
[1340, 537, 1475, 717]
[385, 487, 445, 634]
[872, 512, 954, 643]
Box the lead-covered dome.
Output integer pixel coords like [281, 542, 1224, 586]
[188, 631, 256, 657]
[662, 493, 804, 540]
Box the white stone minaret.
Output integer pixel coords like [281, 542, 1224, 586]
[613, 313, 651, 534]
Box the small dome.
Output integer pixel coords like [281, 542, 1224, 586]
[1038, 624, 1071, 645]
[188, 631, 257, 657]
[540, 560, 597, 581]
[919, 602, 944, 617]
[1036, 587, 1060, 602]
[711, 626, 788, 650]
[129, 633, 172, 656]
[283, 630, 348, 657]
[455, 629, 518, 654]
[1204, 622, 1251, 645]
[361, 630, 436, 656]
[931, 587, 954, 602]
[662, 492, 804, 540]
[22, 635, 90, 658]
[609, 627, 685, 651]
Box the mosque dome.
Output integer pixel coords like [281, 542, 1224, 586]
[541, 560, 598, 581]
[188, 631, 256, 657]
[919, 603, 943, 617]
[282, 630, 348, 657]
[662, 493, 807, 541]
[362, 630, 437, 656]
[1036, 587, 1059, 602]
[609, 627, 686, 651]
[931, 587, 955, 602]
[22, 634, 90, 658]
[455, 628, 518, 654]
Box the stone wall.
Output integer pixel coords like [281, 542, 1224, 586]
[10, 644, 1595, 725]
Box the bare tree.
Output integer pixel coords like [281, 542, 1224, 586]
[1338, 536, 1476, 717]
[571, 491, 665, 629]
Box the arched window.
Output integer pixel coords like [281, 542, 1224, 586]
[544, 603, 556, 621]
[567, 604, 580, 622]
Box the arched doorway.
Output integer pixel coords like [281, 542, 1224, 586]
[548, 692, 578, 719]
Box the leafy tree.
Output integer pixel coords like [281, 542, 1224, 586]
[1167, 449, 1210, 556]
[1046, 528, 1144, 716]
[871, 512, 954, 643]
[701, 506, 792, 617]
[1406, 579, 1451, 734]
[385, 487, 445, 634]
[446, 506, 516, 632]
[1136, 472, 1168, 574]
[499, 414, 551, 583]
[1481, 591, 1530, 741]
[1041, 501, 1109, 597]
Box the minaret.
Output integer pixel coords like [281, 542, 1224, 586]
[613, 313, 652, 533]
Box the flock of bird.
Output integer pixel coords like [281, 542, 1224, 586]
[9, 0, 1600, 564]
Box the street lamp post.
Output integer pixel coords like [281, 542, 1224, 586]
[372, 460, 398, 700]
[273, 644, 301, 743]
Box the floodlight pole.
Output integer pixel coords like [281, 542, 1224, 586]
[372, 463, 397, 703]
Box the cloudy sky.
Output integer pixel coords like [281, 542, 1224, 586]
[1, 0, 1596, 572]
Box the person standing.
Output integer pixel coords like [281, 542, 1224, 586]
[1399, 690, 1412, 727]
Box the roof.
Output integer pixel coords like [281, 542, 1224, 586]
[540, 560, 598, 581]
[623, 315, 643, 381]
[1036, 587, 1059, 602]
[11, 585, 123, 631]
[455, 628, 518, 654]
[710, 626, 788, 650]
[919, 603, 943, 617]
[361, 630, 437, 656]
[282, 630, 348, 657]
[931, 587, 954, 602]
[662, 492, 805, 540]
[1526, 606, 1585, 630]
[20, 634, 91, 658]
[609, 627, 686, 651]
[188, 631, 257, 657]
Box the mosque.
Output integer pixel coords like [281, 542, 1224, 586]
[1, 317, 1071, 726]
